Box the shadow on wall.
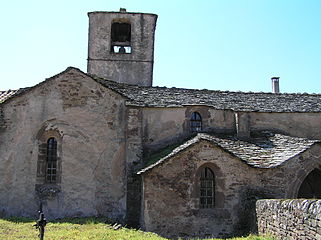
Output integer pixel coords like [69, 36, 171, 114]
[234, 187, 275, 236]
[298, 168, 321, 198]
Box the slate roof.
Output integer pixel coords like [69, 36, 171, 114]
[1, 67, 321, 113]
[137, 132, 320, 174]
[94, 77, 321, 113]
[0, 89, 28, 104]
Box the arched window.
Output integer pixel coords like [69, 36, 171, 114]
[200, 167, 215, 208]
[46, 138, 58, 183]
[191, 112, 202, 132]
[111, 22, 132, 54]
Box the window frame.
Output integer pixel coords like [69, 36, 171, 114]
[36, 129, 62, 185]
[199, 167, 215, 208]
[46, 137, 58, 183]
[190, 112, 202, 132]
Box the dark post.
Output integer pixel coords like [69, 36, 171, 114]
[34, 202, 47, 240]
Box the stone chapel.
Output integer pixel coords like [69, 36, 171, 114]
[0, 9, 321, 238]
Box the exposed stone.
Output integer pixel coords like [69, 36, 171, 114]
[0, 68, 128, 220]
[257, 199, 321, 239]
[87, 11, 157, 86]
[139, 137, 321, 238]
[1, 8, 321, 240]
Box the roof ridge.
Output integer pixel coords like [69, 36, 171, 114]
[2, 67, 321, 112]
[0, 67, 83, 104]
[87, 77, 321, 96]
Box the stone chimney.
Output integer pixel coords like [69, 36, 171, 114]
[271, 77, 280, 93]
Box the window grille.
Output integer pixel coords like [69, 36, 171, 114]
[46, 138, 57, 183]
[200, 167, 215, 208]
[191, 112, 202, 132]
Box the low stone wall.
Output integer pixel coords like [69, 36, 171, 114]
[256, 199, 321, 239]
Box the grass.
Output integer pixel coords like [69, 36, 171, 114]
[0, 217, 274, 240]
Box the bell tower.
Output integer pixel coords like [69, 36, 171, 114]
[87, 8, 158, 86]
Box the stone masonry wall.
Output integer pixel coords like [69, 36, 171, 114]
[141, 140, 288, 239]
[142, 107, 235, 153]
[126, 107, 144, 227]
[0, 68, 128, 220]
[87, 11, 157, 86]
[256, 199, 321, 240]
[250, 112, 321, 139]
[141, 138, 321, 239]
[0, 107, 5, 132]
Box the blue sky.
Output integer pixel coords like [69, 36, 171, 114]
[1, 0, 321, 93]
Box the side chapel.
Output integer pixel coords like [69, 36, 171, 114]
[0, 9, 321, 238]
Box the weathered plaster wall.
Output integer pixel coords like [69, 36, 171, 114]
[141, 140, 321, 238]
[142, 107, 235, 152]
[87, 11, 157, 86]
[250, 112, 321, 139]
[0, 69, 128, 220]
[139, 101, 321, 158]
[142, 108, 186, 151]
[235, 112, 250, 139]
[187, 107, 235, 133]
[142, 107, 321, 152]
[256, 199, 321, 239]
[125, 107, 144, 227]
